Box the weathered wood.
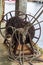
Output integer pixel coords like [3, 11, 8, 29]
[15, 0, 27, 14]
[0, 0, 4, 21]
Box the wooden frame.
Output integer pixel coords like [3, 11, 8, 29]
[0, 0, 4, 21]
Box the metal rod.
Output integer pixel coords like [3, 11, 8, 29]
[30, 5, 43, 22]
[31, 10, 43, 25]
[33, 21, 43, 26]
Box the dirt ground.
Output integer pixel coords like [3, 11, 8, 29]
[0, 34, 43, 65]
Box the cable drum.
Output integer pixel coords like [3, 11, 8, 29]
[0, 11, 41, 65]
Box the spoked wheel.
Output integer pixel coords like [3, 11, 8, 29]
[0, 11, 41, 65]
[0, 11, 41, 45]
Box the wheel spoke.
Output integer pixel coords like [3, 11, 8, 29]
[10, 12, 12, 18]
[34, 28, 40, 30]
[6, 14, 8, 20]
[0, 10, 41, 65]
[34, 36, 39, 39]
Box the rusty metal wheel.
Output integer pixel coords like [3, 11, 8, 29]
[0, 10, 41, 65]
[0, 10, 41, 45]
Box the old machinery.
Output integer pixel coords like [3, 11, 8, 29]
[0, 11, 41, 65]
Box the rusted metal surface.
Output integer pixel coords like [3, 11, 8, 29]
[0, 11, 41, 44]
[0, 10, 41, 65]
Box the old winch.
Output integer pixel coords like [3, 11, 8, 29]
[0, 11, 41, 65]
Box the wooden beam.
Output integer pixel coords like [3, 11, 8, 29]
[0, 0, 4, 21]
[15, 0, 27, 14]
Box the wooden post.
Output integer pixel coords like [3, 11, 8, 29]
[15, 0, 19, 11]
[15, 0, 27, 15]
[19, 0, 27, 13]
[0, 0, 4, 21]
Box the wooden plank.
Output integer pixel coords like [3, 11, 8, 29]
[0, 0, 4, 21]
